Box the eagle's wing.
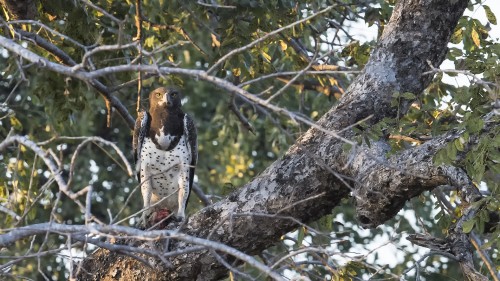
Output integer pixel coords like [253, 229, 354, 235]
[183, 113, 198, 202]
[133, 110, 150, 181]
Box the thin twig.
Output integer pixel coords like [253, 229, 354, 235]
[196, 1, 236, 9]
[108, 73, 157, 93]
[1, 30, 135, 128]
[79, 0, 122, 24]
[135, 0, 143, 114]
[210, 249, 255, 280]
[85, 186, 93, 225]
[67, 136, 133, 188]
[0, 36, 357, 146]
[401, 250, 458, 278]
[192, 183, 211, 207]
[470, 232, 500, 281]
[0, 205, 21, 221]
[228, 94, 255, 134]
[0, 223, 286, 281]
[207, 5, 336, 74]
[0, 136, 72, 199]
[72, 42, 139, 71]
[238, 70, 360, 87]
[424, 60, 498, 95]
[5, 20, 86, 48]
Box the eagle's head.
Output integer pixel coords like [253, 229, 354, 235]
[149, 87, 182, 109]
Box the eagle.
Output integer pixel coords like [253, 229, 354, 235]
[133, 87, 197, 227]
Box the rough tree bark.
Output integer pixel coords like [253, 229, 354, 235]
[0, 0, 37, 20]
[73, 0, 482, 280]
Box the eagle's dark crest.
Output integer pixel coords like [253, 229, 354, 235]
[133, 87, 197, 227]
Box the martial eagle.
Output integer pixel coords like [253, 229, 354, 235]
[133, 87, 197, 227]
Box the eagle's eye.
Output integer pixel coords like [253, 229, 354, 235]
[156, 92, 162, 98]
[170, 92, 177, 97]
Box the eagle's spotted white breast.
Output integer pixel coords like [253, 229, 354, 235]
[139, 134, 191, 218]
[133, 87, 197, 228]
[155, 129, 177, 149]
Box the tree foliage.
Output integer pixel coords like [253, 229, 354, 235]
[0, 0, 498, 280]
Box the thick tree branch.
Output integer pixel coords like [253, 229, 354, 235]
[407, 185, 490, 281]
[0, 136, 71, 199]
[1, 0, 483, 279]
[72, 0, 472, 280]
[352, 119, 494, 227]
[0, 223, 285, 281]
[207, 5, 335, 74]
[0, 35, 355, 145]
[4, 28, 136, 128]
[0, 2, 134, 127]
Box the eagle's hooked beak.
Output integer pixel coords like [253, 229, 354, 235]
[166, 94, 173, 107]
[159, 93, 172, 107]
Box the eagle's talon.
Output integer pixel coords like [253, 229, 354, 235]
[174, 215, 184, 222]
[153, 209, 172, 224]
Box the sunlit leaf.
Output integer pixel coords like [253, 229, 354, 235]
[450, 27, 463, 44]
[279, 40, 287, 51]
[471, 28, 480, 47]
[462, 219, 475, 233]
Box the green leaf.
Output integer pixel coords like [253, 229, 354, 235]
[465, 118, 484, 134]
[483, 5, 497, 25]
[364, 135, 371, 147]
[144, 36, 155, 48]
[445, 142, 458, 161]
[477, 219, 485, 233]
[10, 116, 23, 130]
[260, 51, 271, 62]
[434, 149, 449, 165]
[450, 28, 463, 44]
[401, 92, 416, 100]
[480, 209, 490, 222]
[462, 219, 475, 233]
[28, 208, 37, 220]
[481, 238, 495, 249]
[489, 163, 500, 175]
[448, 47, 463, 59]
[486, 201, 499, 212]
[297, 227, 305, 247]
[471, 158, 486, 182]
[454, 138, 465, 152]
[342, 142, 353, 153]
